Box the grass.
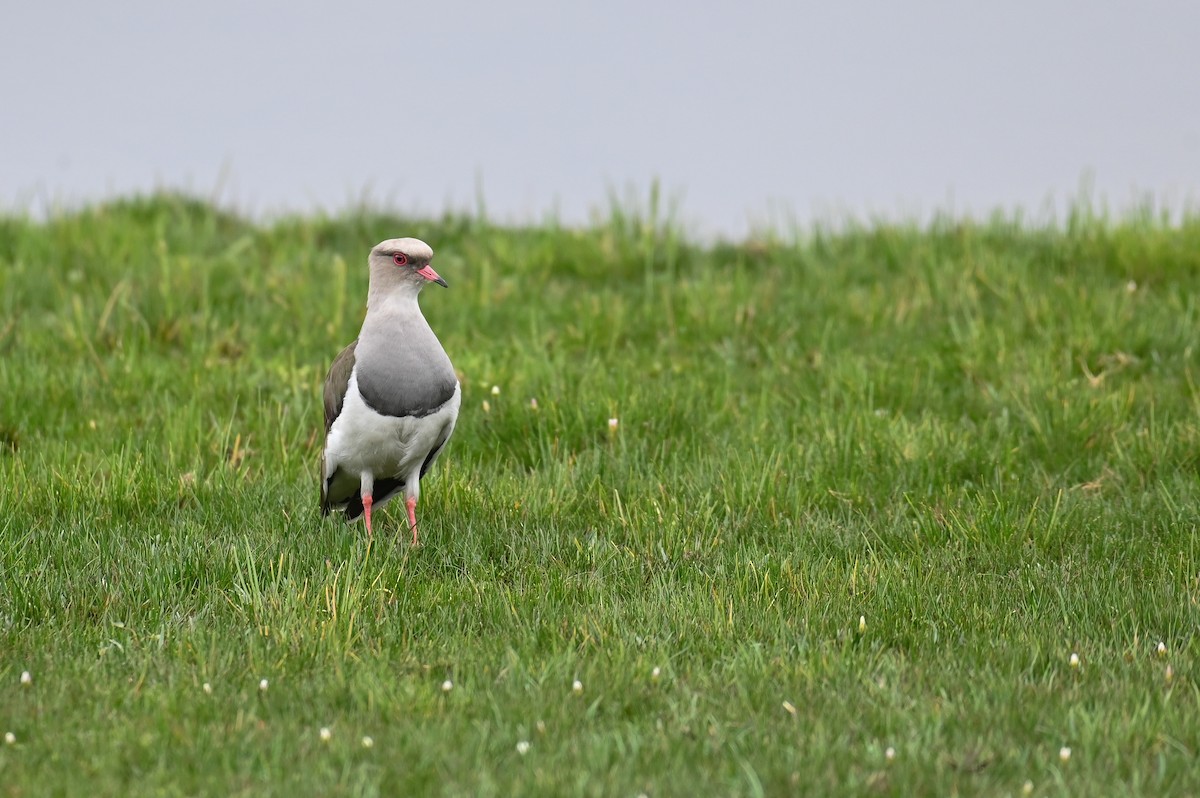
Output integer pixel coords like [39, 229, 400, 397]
[1, 193, 1198, 796]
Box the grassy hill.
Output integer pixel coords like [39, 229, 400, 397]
[1, 195, 1198, 795]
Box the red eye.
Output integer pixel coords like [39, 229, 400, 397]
[393, 253, 408, 266]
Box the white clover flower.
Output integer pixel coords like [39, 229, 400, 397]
[607, 418, 619, 431]
[572, 679, 583, 695]
[442, 680, 453, 693]
[491, 385, 501, 396]
[4, 732, 14, 745]
[20, 671, 31, 686]
[885, 746, 896, 762]
[1059, 746, 1071, 762]
[651, 666, 661, 681]
[202, 682, 213, 695]
[1157, 641, 1167, 657]
[516, 740, 530, 755]
[1069, 653, 1080, 669]
[259, 678, 269, 692]
[319, 727, 332, 742]
[362, 736, 374, 748]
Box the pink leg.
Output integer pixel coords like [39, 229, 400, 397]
[362, 494, 374, 537]
[405, 496, 419, 546]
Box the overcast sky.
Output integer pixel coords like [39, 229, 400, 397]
[3, 1, 1198, 237]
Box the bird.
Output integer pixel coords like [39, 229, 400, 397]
[319, 237, 460, 545]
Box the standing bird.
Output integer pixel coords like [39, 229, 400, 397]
[319, 238, 460, 545]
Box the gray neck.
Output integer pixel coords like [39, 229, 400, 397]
[366, 280, 423, 315]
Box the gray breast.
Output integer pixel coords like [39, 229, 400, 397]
[355, 313, 457, 418]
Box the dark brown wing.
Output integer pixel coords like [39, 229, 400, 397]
[323, 340, 358, 433]
[320, 340, 358, 513]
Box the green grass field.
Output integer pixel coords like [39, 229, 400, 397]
[1, 194, 1198, 796]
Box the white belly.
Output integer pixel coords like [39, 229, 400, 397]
[323, 373, 460, 506]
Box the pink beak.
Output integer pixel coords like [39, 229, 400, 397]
[417, 264, 448, 287]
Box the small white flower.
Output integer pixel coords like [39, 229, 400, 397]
[651, 666, 661, 681]
[202, 682, 213, 695]
[1069, 652, 1080, 668]
[1157, 641, 1167, 657]
[1059, 746, 1071, 762]
[442, 679, 453, 693]
[516, 740, 530, 755]
[529, 397, 538, 410]
[1126, 280, 1138, 293]
[362, 736, 374, 748]
[885, 746, 896, 762]
[572, 679, 583, 695]
[20, 671, 31, 686]
[482, 400, 491, 413]
[259, 678, 269, 692]
[607, 417, 619, 431]
[1022, 780, 1034, 795]
[491, 385, 501, 396]
[319, 727, 332, 742]
[4, 732, 14, 745]
[858, 615, 866, 633]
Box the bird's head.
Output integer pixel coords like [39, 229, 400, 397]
[367, 238, 447, 301]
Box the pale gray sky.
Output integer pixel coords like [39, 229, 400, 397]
[3, 1, 1198, 236]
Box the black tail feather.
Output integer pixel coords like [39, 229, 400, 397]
[341, 477, 404, 522]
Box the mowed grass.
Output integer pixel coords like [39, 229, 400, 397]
[1, 194, 1199, 796]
